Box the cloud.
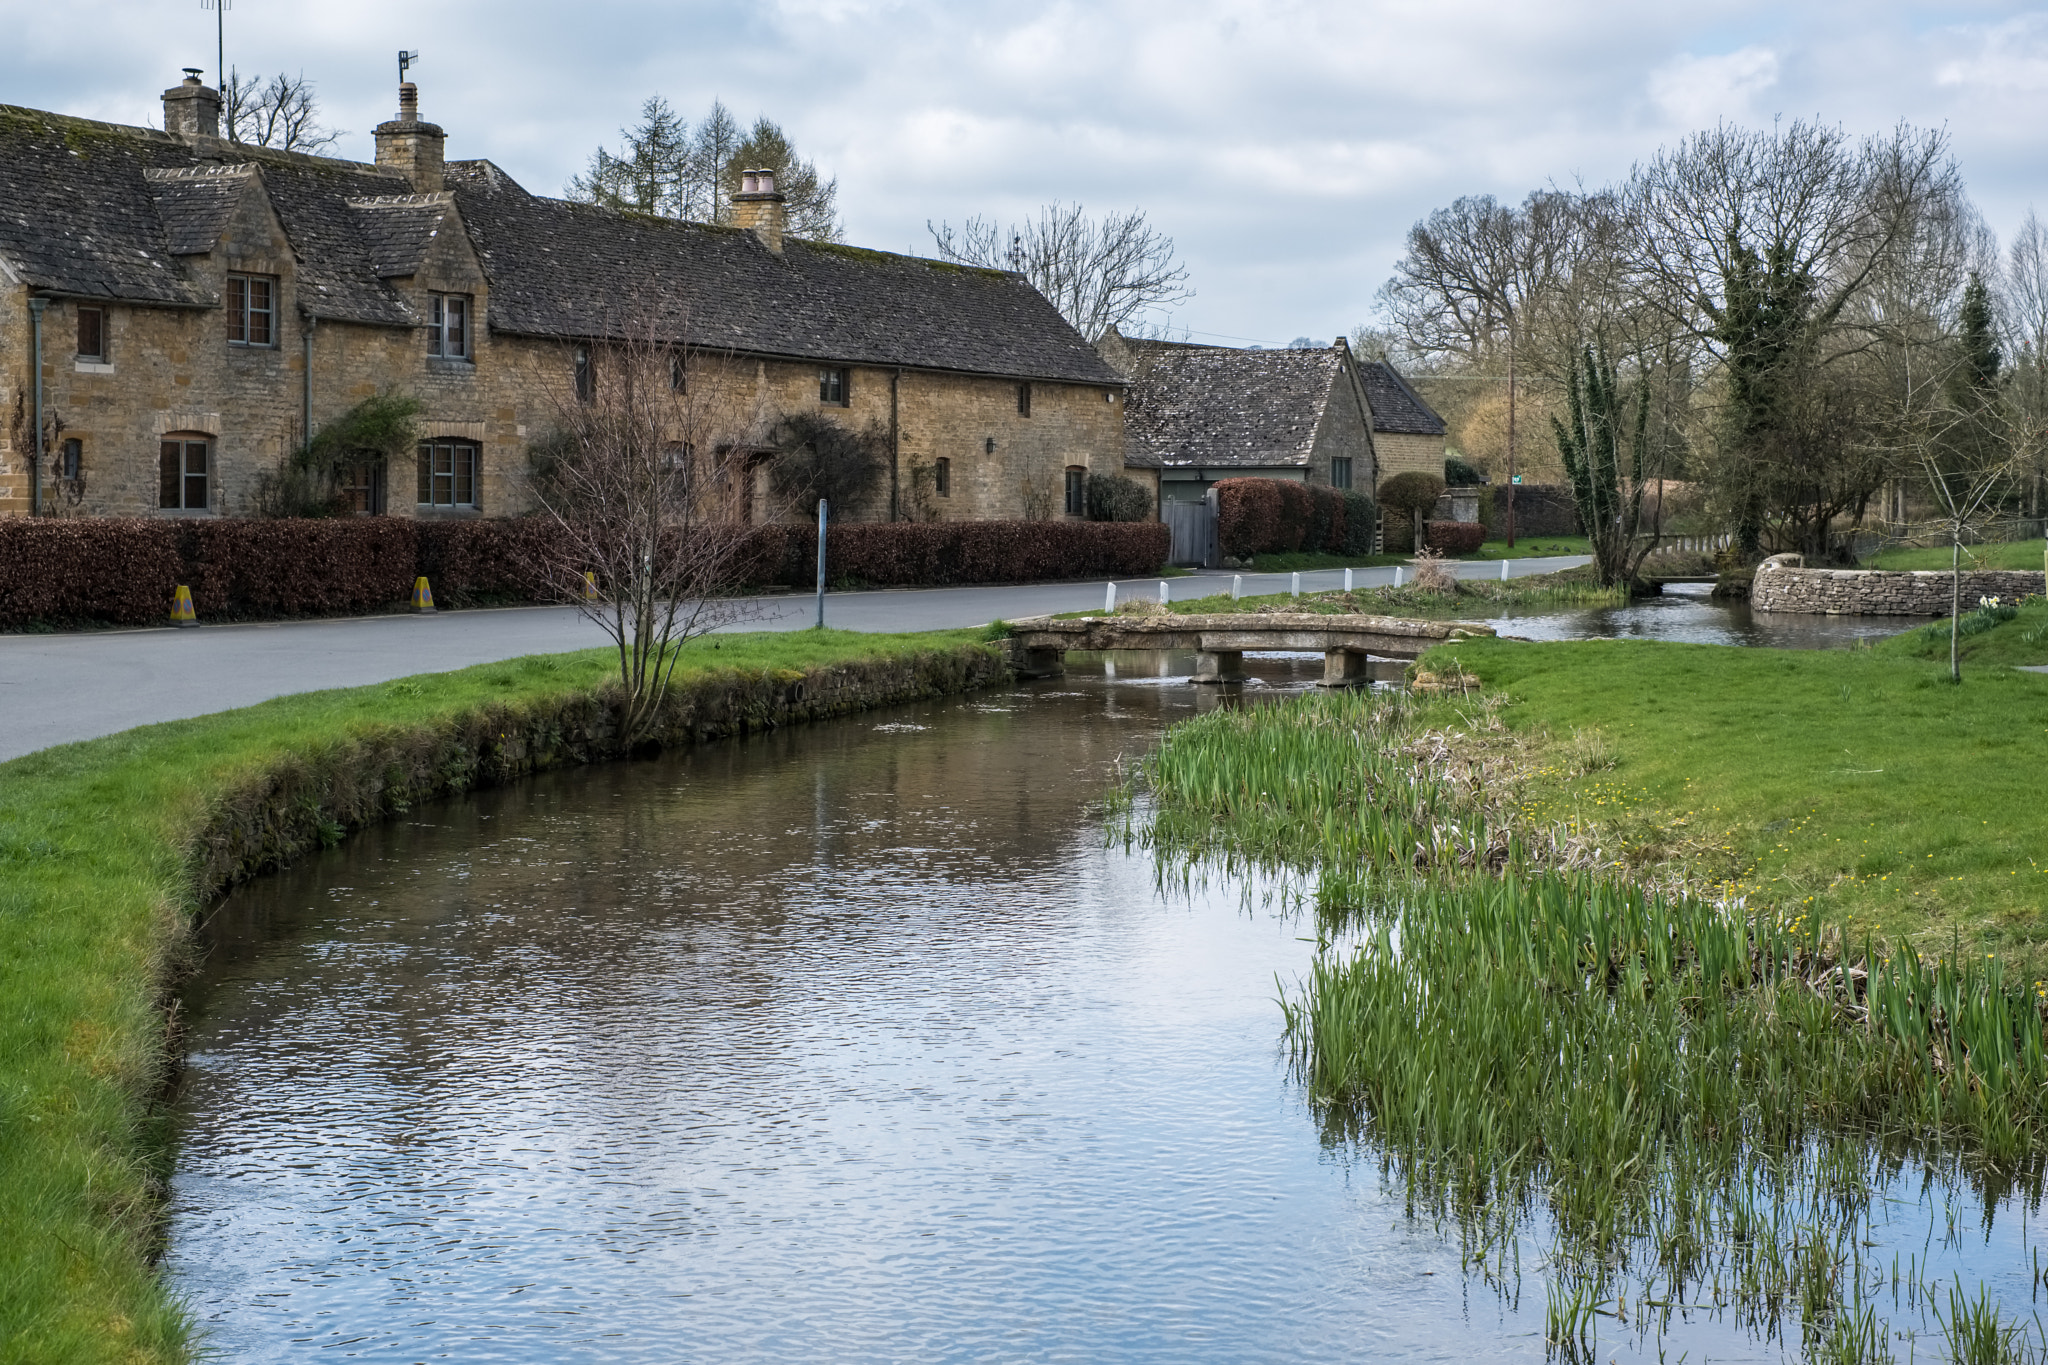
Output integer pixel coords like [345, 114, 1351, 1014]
[1648, 46, 1781, 128]
[1936, 13, 2048, 92]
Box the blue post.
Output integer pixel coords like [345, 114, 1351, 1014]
[815, 499, 828, 629]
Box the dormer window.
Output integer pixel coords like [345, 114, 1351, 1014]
[428, 293, 470, 360]
[226, 273, 276, 347]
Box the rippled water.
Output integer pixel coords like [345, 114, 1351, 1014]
[1492, 582, 1933, 649]
[169, 655, 2033, 1362]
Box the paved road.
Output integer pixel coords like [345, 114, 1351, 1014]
[0, 556, 1588, 762]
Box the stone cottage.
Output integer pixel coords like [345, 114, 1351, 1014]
[0, 75, 1131, 524]
[1354, 360, 1447, 480]
[1095, 330, 1379, 504]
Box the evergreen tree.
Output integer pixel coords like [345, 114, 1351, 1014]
[568, 96, 690, 217]
[730, 117, 841, 241]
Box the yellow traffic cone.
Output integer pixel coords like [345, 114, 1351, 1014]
[583, 570, 599, 601]
[170, 584, 197, 627]
[410, 576, 436, 613]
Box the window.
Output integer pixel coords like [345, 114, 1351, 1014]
[427, 293, 470, 359]
[1064, 465, 1086, 517]
[935, 457, 951, 497]
[338, 462, 385, 514]
[819, 366, 848, 406]
[1330, 457, 1352, 490]
[225, 273, 276, 347]
[77, 307, 105, 361]
[159, 436, 210, 510]
[669, 353, 687, 393]
[1017, 382, 1032, 417]
[60, 438, 82, 480]
[574, 347, 594, 403]
[417, 439, 480, 508]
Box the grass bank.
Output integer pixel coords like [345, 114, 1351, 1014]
[1124, 677, 2048, 1357]
[0, 627, 1000, 1365]
[1873, 592, 2048, 668]
[1143, 574, 1622, 620]
[1868, 538, 2046, 571]
[1248, 535, 1590, 572]
[1431, 636, 2048, 959]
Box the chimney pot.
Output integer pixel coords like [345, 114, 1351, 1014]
[731, 166, 787, 254]
[375, 81, 446, 192]
[162, 71, 222, 141]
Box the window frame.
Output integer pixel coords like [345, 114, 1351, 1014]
[225, 272, 277, 348]
[60, 437, 83, 480]
[76, 306, 106, 362]
[158, 436, 211, 511]
[1017, 382, 1032, 417]
[819, 366, 849, 406]
[574, 346, 594, 403]
[1064, 465, 1087, 518]
[427, 292, 472, 360]
[935, 456, 951, 497]
[1330, 456, 1352, 491]
[416, 438, 481, 510]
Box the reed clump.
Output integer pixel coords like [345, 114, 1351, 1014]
[1121, 687, 2048, 1360]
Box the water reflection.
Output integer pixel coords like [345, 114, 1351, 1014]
[1492, 582, 1932, 649]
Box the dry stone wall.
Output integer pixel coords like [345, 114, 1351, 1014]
[1753, 565, 2046, 615]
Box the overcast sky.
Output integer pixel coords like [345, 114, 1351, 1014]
[6, 1, 2045, 346]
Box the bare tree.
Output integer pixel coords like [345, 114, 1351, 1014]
[2002, 210, 2048, 518]
[527, 321, 761, 742]
[927, 203, 1192, 338]
[224, 70, 346, 153]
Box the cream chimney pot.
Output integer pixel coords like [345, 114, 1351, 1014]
[732, 167, 787, 254]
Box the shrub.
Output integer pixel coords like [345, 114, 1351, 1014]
[1379, 471, 1447, 554]
[1340, 491, 1377, 555]
[415, 519, 564, 606]
[1085, 473, 1155, 523]
[1444, 454, 1484, 487]
[1424, 520, 1486, 555]
[1214, 478, 1350, 558]
[767, 412, 888, 515]
[0, 519, 182, 628]
[1492, 483, 1582, 536]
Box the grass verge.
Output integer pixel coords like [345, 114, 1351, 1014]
[1868, 538, 2047, 571]
[0, 627, 993, 1365]
[1247, 536, 1590, 573]
[1127, 574, 1624, 620]
[1872, 593, 2048, 669]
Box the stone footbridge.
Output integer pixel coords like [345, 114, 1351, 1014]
[1006, 612, 1495, 686]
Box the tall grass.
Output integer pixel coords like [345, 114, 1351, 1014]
[1122, 688, 2048, 1359]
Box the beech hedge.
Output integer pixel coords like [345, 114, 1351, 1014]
[1493, 484, 1581, 537]
[1423, 521, 1486, 555]
[0, 516, 1170, 628]
[1214, 478, 1373, 559]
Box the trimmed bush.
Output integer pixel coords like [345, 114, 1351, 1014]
[1444, 454, 1484, 487]
[0, 519, 182, 628]
[415, 519, 564, 606]
[1379, 472, 1447, 554]
[1340, 491, 1377, 555]
[771, 520, 1171, 587]
[1086, 473, 1155, 523]
[1424, 520, 1486, 555]
[180, 518, 420, 619]
[1214, 478, 1350, 558]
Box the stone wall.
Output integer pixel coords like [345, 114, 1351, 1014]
[1753, 565, 2046, 615]
[1372, 431, 1443, 481]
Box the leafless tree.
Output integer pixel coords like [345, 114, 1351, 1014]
[527, 320, 761, 742]
[928, 203, 1192, 339]
[2002, 210, 2048, 518]
[224, 70, 346, 154]
[1910, 395, 2026, 683]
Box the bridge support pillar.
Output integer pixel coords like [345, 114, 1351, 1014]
[1190, 649, 1246, 684]
[1014, 645, 1066, 679]
[1318, 648, 1373, 688]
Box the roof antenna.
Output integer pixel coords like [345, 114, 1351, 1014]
[399, 49, 419, 84]
[199, 0, 229, 99]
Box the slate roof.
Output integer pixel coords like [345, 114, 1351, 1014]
[144, 166, 249, 255]
[0, 103, 1116, 384]
[1117, 340, 1352, 471]
[1358, 361, 1447, 436]
[443, 161, 1121, 384]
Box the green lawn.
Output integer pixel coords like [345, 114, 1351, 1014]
[1874, 594, 2048, 668]
[1867, 538, 2047, 571]
[1248, 536, 1590, 573]
[1431, 636, 2048, 959]
[0, 627, 986, 1365]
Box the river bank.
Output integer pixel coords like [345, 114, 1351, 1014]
[0, 628, 1004, 1365]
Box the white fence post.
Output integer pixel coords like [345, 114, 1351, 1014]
[1290, 571, 1300, 597]
[1343, 568, 1353, 591]
[1105, 582, 1116, 613]
[1158, 579, 1169, 605]
[1394, 566, 1404, 588]
[1501, 558, 1510, 581]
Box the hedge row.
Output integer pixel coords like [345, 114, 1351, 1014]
[0, 517, 1172, 628]
[1214, 479, 1375, 558]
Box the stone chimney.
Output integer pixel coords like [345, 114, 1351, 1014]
[374, 82, 446, 192]
[162, 70, 222, 141]
[731, 169, 786, 253]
